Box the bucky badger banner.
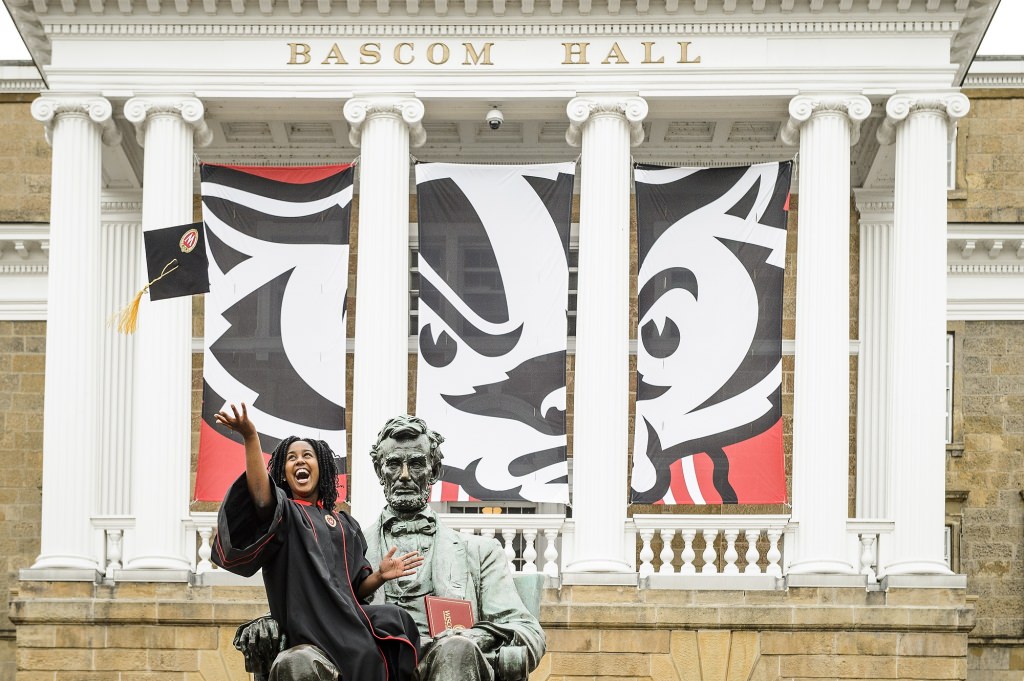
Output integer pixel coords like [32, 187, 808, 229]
[195, 164, 352, 502]
[630, 162, 791, 505]
[415, 162, 574, 503]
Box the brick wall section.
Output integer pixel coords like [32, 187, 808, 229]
[948, 320, 1024, 680]
[0, 95, 50, 223]
[0, 321, 46, 681]
[948, 91, 1024, 223]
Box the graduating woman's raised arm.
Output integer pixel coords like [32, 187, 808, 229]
[215, 402, 274, 514]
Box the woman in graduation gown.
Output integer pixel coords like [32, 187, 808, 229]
[212, 403, 422, 681]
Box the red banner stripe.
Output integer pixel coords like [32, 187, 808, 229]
[440, 481, 460, 502]
[203, 162, 351, 184]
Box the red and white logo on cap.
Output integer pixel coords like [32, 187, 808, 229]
[179, 228, 200, 254]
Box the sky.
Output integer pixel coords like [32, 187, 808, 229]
[0, 1, 1021, 61]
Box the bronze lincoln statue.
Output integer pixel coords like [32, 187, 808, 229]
[232, 414, 546, 681]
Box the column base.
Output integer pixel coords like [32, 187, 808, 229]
[20, 567, 102, 582]
[562, 557, 635, 579]
[561, 571, 639, 586]
[882, 574, 965, 589]
[785, 559, 857, 576]
[30, 555, 100, 572]
[882, 559, 954, 577]
[113, 568, 193, 583]
[123, 556, 192, 571]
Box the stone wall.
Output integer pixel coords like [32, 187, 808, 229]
[8, 583, 973, 680]
[945, 85, 1024, 681]
[948, 90, 1024, 223]
[0, 95, 49, 223]
[948, 319, 1024, 681]
[0, 321, 46, 681]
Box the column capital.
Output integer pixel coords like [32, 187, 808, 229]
[565, 95, 648, 147]
[853, 188, 895, 226]
[877, 92, 970, 145]
[343, 95, 426, 148]
[780, 94, 871, 146]
[31, 95, 121, 147]
[123, 96, 213, 148]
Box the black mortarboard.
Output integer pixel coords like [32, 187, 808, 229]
[144, 221, 211, 301]
[115, 221, 210, 333]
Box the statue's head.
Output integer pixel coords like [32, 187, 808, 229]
[370, 415, 445, 515]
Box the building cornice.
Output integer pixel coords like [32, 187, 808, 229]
[38, 19, 965, 37]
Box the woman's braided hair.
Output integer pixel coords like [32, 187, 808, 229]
[267, 436, 341, 510]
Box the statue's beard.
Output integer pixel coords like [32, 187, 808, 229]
[387, 487, 430, 513]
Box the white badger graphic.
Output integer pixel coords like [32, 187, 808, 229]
[630, 162, 789, 505]
[415, 162, 574, 503]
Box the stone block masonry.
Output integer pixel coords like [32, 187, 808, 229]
[8, 582, 973, 681]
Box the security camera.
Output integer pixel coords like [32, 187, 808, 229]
[486, 108, 504, 130]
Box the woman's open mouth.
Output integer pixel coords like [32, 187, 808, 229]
[295, 469, 311, 484]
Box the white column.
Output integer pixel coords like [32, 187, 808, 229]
[123, 96, 212, 571]
[29, 96, 121, 572]
[780, 94, 869, 575]
[878, 93, 969, 575]
[95, 197, 143, 575]
[853, 190, 894, 519]
[563, 95, 647, 574]
[343, 96, 425, 526]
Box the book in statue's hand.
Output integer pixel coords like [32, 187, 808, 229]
[424, 595, 475, 638]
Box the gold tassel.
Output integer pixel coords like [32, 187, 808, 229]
[113, 259, 179, 334]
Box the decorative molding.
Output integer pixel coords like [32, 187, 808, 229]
[565, 95, 647, 147]
[40, 20, 962, 38]
[0, 79, 46, 92]
[30, 96, 121, 146]
[124, 96, 213, 148]
[948, 264, 1024, 275]
[343, 96, 426, 147]
[876, 92, 970, 145]
[963, 75, 1024, 88]
[0, 301, 48, 320]
[780, 94, 871, 146]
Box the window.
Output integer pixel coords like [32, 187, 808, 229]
[945, 332, 954, 444]
[946, 323, 965, 455]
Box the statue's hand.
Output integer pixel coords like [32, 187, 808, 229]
[233, 615, 287, 673]
[456, 627, 499, 651]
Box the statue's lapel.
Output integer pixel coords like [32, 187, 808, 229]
[365, 519, 383, 561]
[433, 523, 469, 599]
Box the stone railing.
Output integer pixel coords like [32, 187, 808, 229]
[184, 512, 894, 586]
[187, 511, 220, 575]
[438, 513, 567, 579]
[186, 511, 569, 581]
[845, 518, 894, 584]
[632, 514, 790, 588]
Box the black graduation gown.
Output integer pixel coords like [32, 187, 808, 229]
[212, 474, 420, 681]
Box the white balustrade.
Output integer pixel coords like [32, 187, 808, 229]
[847, 519, 894, 584]
[438, 514, 566, 579]
[638, 530, 655, 578]
[633, 515, 790, 588]
[186, 512, 220, 575]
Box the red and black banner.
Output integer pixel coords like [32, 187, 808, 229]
[195, 163, 352, 502]
[630, 162, 791, 505]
